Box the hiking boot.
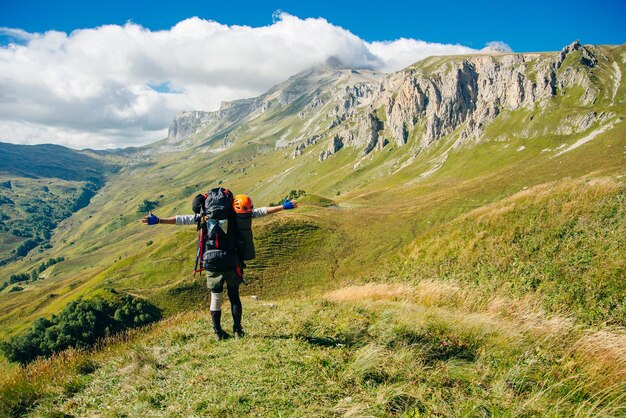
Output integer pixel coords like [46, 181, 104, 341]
[214, 329, 231, 341]
[233, 328, 246, 338]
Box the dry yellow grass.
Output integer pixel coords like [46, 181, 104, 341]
[325, 280, 471, 308]
[325, 283, 415, 303]
[324, 280, 626, 393]
[575, 330, 626, 389]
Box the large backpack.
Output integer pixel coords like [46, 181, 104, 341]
[193, 188, 238, 273]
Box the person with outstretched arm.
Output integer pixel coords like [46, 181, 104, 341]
[142, 193, 297, 340]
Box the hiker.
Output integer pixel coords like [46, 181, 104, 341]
[142, 189, 297, 340]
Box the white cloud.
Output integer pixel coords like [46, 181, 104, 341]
[481, 41, 513, 53]
[0, 27, 36, 44]
[367, 38, 476, 72]
[0, 120, 164, 149]
[0, 13, 511, 149]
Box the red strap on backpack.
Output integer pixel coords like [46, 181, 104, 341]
[194, 222, 206, 274]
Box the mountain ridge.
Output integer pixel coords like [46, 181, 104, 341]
[0, 142, 115, 183]
[161, 41, 623, 163]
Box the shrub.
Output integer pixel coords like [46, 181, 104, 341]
[2, 181, 100, 261]
[288, 189, 306, 200]
[0, 294, 161, 364]
[137, 199, 159, 214]
[72, 183, 98, 211]
[36, 257, 64, 273]
[9, 273, 29, 284]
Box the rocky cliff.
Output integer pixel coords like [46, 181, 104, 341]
[328, 41, 618, 156]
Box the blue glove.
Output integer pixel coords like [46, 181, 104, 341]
[146, 213, 159, 225]
[283, 200, 295, 210]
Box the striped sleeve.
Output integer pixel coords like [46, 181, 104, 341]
[175, 214, 199, 225]
[252, 207, 269, 218]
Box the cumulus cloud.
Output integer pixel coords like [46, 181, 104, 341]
[0, 13, 511, 149]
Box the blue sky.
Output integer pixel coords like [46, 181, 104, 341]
[2, 0, 625, 52]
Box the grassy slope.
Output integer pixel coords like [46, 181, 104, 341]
[0, 177, 87, 259]
[400, 178, 625, 325]
[0, 143, 110, 183]
[1, 125, 624, 416]
[6, 284, 625, 417]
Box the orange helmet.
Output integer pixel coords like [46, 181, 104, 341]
[233, 194, 253, 214]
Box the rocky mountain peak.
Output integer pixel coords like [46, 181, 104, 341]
[559, 40, 598, 67]
[563, 40, 582, 53]
[166, 65, 384, 148]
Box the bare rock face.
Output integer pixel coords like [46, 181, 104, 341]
[319, 135, 344, 161]
[555, 111, 597, 135]
[332, 112, 383, 154]
[554, 42, 600, 105]
[559, 40, 598, 68]
[362, 42, 603, 148]
[290, 41, 605, 161]
[378, 55, 552, 146]
[292, 134, 323, 158]
[327, 81, 379, 129]
[167, 111, 216, 142]
[167, 98, 260, 142]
